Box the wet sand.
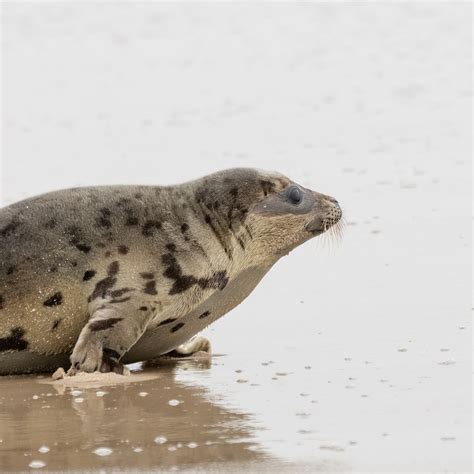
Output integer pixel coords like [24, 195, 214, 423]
[1, 2, 471, 472]
[0, 359, 345, 472]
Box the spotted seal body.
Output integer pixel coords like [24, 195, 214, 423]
[0, 168, 342, 375]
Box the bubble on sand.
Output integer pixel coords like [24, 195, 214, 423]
[168, 446, 177, 451]
[73, 397, 84, 403]
[38, 446, 50, 453]
[32, 395, 39, 400]
[133, 447, 143, 453]
[93, 447, 113, 456]
[139, 392, 148, 397]
[168, 399, 180, 406]
[154, 436, 167, 444]
[71, 390, 82, 397]
[438, 360, 456, 366]
[29, 460, 46, 468]
[96, 391, 106, 397]
[187, 442, 198, 448]
[319, 445, 345, 452]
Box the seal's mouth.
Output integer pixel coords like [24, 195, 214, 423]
[306, 217, 340, 234]
[305, 201, 343, 235]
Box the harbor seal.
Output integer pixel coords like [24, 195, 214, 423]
[0, 168, 342, 375]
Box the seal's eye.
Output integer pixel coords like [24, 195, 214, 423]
[286, 186, 303, 205]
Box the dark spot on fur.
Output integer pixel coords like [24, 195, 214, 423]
[170, 322, 185, 333]
[76, 243, 91, 253]
[6, 266, 15, 275]
[260, 180, 275, 196]
[140, 272, 154, 280]
[109, 297, 131, 304]
[66, 225, 91, 253]
[71, 261, 78, 267]
[116, 197, 131, 207]
[198, 311, 211, 319]
[139, 306, 148, 311]
[43, 292, 63, 307]
[118, 245, 129, 255]
[89, 276, 117, 302]
[230, 187, 238, 197]
[204, 214, 231, 258]
[200, 271, 229, 290]
[0, 295, 3, 310]
[110, 288, 133, 298]
[96, 208, 112, 228]
[142, 220, 162, 237]
[104, 251, 111, 257]
[1, 220, 20, 238]
[0, 327, 28, 352]
[108, 261, 119, 276]
[44, 218, 57, 229]
[49, 266, 57, 273]
[134, 193, 143, 200]
[89, 317, 123, 331]
[51, 319, 61, 330]
[180, 223, 189, 233]
[162, 253, 229, 295]
[83, 270, 96, 281]
[166, 243, 176, 252]
[126, 216, 139, 226]
[143, 281, 158, 295]
[88, 262, 119, 302]
[158, 318, 178, 326]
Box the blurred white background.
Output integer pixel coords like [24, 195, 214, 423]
[1, 2, 471, 471]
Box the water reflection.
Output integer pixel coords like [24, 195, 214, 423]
[0, 359, 269, 471]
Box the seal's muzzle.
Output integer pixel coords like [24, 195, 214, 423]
[305, 195, 342, 234]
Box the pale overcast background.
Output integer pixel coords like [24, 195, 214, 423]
[1, 2, 471, 472]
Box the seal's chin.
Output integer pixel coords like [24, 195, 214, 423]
[305, 216, 340, 235]
[305, 216, 326, 235]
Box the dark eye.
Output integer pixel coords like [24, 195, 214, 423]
[286, 186, 303, 205]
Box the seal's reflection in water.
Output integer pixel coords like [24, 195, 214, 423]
[0, 358, 271, 472]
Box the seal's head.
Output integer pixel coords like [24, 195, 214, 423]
[192, 168, 342, 264]
[246, 170, 342, 261]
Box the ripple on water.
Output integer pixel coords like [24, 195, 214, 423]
[93, 447, 113, 456]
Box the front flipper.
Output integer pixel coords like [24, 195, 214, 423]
[160, 335, 211, 359]
[69, 302, 154, 374]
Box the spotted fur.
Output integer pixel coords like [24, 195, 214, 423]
[0, 168, 342, 375]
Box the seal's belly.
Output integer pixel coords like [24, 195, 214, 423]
[123, 264, 270, 363]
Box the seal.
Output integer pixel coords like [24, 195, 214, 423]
[0, 168, 342, 375]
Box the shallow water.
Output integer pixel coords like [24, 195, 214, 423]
[1, 2, 472, 472]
